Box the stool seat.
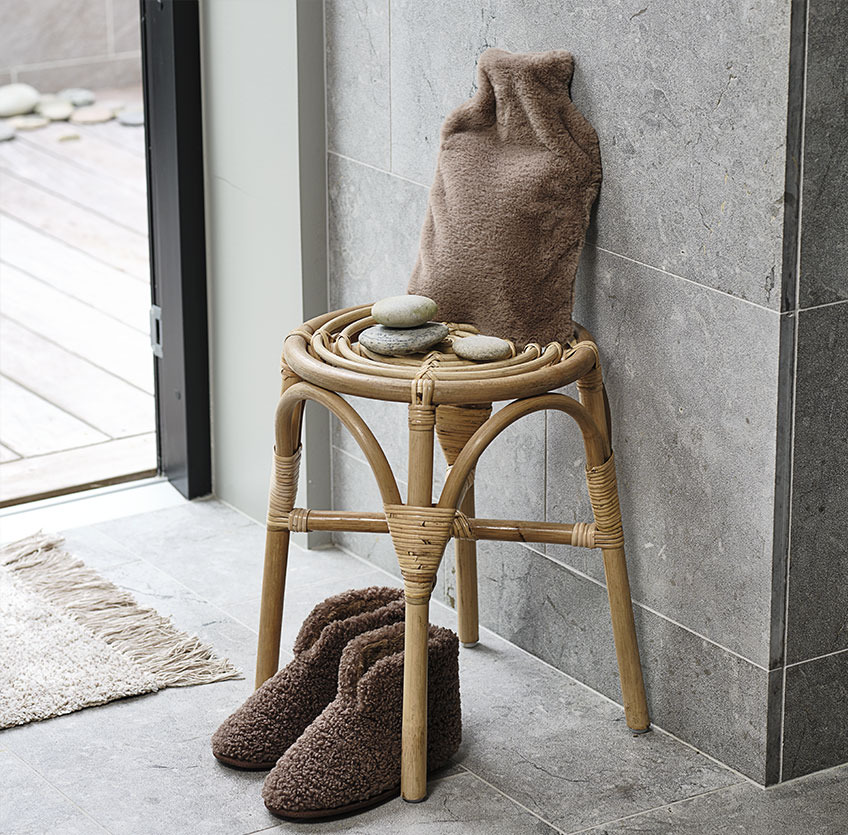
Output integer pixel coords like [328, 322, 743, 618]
[284, 304, 601, 405]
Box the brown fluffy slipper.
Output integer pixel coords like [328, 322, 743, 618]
[212, 586, 404, 769]
[262, 620, 461, 820]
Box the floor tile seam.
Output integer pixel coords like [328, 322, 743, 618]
[456, 766, 569, 834]
[84, 527, 268, 640]
[5, 748, 115, 834]
[588, 244, 782, 314]
[332, 540, 756, 787]
[517, 541, 770, 671]
[563, 782, 746, 835]
[223, 563, 385, 611]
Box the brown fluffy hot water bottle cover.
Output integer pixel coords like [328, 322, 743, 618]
[408, 48, 602, 348]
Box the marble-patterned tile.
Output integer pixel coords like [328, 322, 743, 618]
[327, 152, 429, 311]
[798, 1, 848, 307]
[0, 750, 109, 835]
[325, 0, 391, 169]
[225, 565, 396, 639]
[112, 0, 142, 54]
[474, 540, 772, 782]
[785, 303, 848, 662]
[15, 57, 142, 92]
[259, 770, 556, 834]
[0, 0, 108, 67]
[782, 651, 848, 780]
[457, 617, 741, 832]
[579, 763, 848, 834]
[547, 247, 781, 667]
[389, 0, 789, 307]
[60, 524, 141, 572]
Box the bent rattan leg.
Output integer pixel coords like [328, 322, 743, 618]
[580, 371, 650, 732]
[255, 371, 304, 688]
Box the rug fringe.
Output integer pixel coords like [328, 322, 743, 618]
[1, 532, 241, 687]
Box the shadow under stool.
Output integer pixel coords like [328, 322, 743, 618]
[254, 303, 650, 803]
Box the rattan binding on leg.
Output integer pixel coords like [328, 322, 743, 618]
[266, 446, 302, 531]
[586, 452, 624, 549]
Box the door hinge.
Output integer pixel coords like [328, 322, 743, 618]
[150, 304, 163, 357]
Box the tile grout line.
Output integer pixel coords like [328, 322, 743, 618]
[589, 244, 781, 314]
[785, 646, 848, 669]
[325, 149, 787, 315]
[563, 783, 745, 835]
[329, 539, 760, 788]
[6, 749, 116, 835]
[457, 767, 569, 834]
[333, 441, 773, 671]
[797, 297, 848, 313]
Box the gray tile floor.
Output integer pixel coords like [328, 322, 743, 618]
[2, 498, 846, 834]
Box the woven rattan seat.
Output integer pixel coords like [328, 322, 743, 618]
[254, 303, 650, 804]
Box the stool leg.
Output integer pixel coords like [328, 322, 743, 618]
[402, 402, 436, 802]
[256, 528, 291, 687]
[402, 595, 430, 801]
[455, 486, 479, 646]
[601, 545, 650, 731]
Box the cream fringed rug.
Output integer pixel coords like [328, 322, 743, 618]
[0, 533, 240, 729]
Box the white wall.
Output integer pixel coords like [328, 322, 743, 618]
[200, 0, 329, 532]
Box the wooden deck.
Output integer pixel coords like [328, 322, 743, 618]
[0, 87, 156, 507]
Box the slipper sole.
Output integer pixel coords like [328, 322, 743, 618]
[213, 752, 278, 771]
[265, 785, 401, 820]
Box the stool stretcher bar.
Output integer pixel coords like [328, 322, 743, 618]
[280, 508, 597, 547]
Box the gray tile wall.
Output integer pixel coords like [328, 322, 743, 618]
[0, 0, 141, 91]
[769, 0, 848, 782]
[321, 0, 825, 785]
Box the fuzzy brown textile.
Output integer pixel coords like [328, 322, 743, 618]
[408, 48, 602, 348]
[262, 621, 461, 819]
[212, 587, 404, 769]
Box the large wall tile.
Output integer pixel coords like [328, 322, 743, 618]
[474, 540, 772, 781]
[782, 651, 848, 780]
[0, 0, 108, 67]
[390, 0, 789, 307]
[798, 1, 848, 307]
[785, 302, 848, 662]
[546, 246, 781, 666]
[327, 152, 428, 310]
[111, 0, 141, 54]
[325, 0, 391, 169]
[15, 57, 141, 91]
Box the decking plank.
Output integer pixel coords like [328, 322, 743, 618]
[1, 216, 149, 330]
[0, 375, 108, 457]
[72, 120, 146, 157]
[0, 173, 149, 279]
[0, 264, 154, 394]
[0, 444, 21, 463]
[0, 317, 155, 439]
[0, 433, 157, 507]
[17, 121, 147, 190]
[0, 139, 148, 234]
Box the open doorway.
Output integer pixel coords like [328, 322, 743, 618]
[0, 0, 211, 507]
[0, 3, 155, 506]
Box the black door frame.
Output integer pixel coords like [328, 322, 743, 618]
[140, 0, 211, 499]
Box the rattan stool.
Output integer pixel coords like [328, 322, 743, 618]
[255, 303, 650, 802]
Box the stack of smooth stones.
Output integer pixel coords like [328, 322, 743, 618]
[359, 295, 512, 361]
[0, 83, 144, 143]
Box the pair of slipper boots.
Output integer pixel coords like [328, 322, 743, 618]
[212, 587, 462, 819]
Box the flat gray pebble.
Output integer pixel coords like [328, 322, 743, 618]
[359, 323, 449, 356]
[453, 334, 513, 361]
